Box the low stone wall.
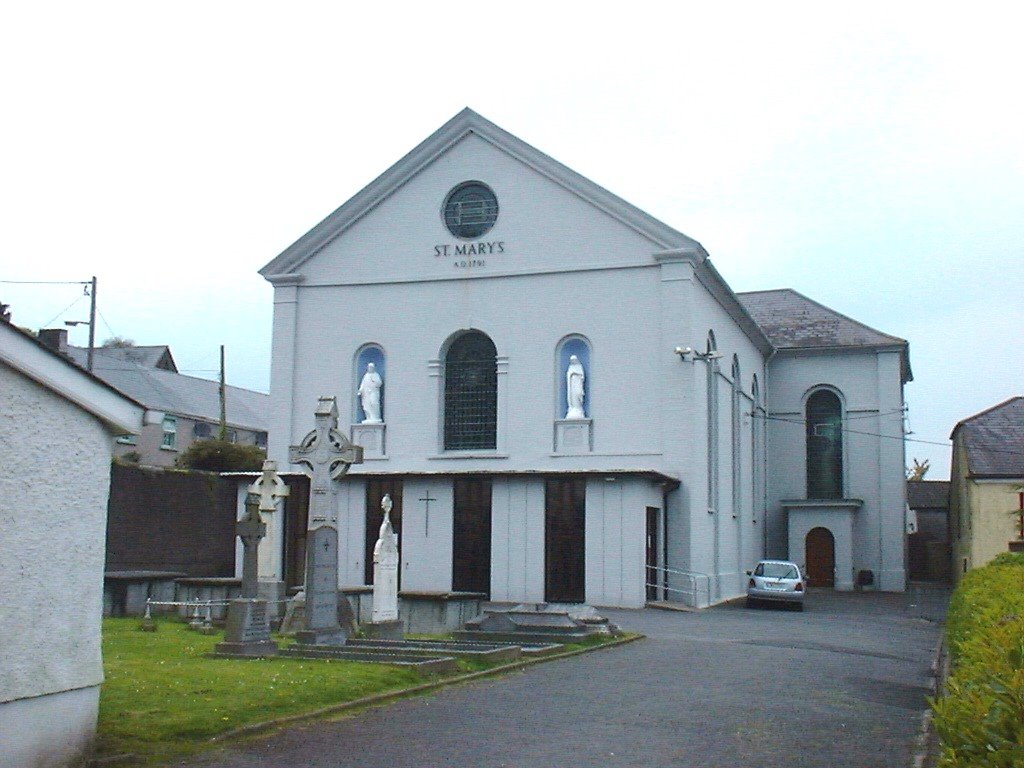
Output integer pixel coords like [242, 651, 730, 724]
[175, 577, 242, 620]
[103, 571, 184, 616]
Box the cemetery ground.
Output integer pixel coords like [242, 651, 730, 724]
[94, 617, 633, 765]
[179, 588, 947, 768]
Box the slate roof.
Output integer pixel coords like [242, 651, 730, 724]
[80, 345, 177, 371]
[951, 397, 1024, 478]
[736, 289, 912, 382]
[65, 346, 267, 431]
[906, 480, 950, 510]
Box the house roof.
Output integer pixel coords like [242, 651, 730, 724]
[0, 321, 145, 435]
[906, 480, 950, 510]
[65, 345, 267, 431]
[260, 107, 705, 279]
[80, 344, 177, 372]
[736, 288, 912, 382]
[951, 397, 1024, 478]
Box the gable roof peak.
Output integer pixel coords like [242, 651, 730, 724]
[260, 108, 703, 278]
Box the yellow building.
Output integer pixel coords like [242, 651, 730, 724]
[949, 397, 1024, 581]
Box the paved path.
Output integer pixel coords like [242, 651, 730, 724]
[181, 588, 947, 768]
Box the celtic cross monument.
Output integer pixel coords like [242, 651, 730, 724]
[289, 396, 363, 645]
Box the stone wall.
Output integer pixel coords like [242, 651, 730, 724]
[106, 462, 237, 575]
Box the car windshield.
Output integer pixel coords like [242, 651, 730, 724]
[755, 562, 799, 579]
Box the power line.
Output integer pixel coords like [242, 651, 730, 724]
[754, 412, 954, 450]
[753, 412, 1024, 457]
[96, 309, 118, 339]
[40, 295, 86, 329]
[0, 279, 90, 285]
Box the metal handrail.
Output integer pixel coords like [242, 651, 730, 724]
[645, 565, 712, 609]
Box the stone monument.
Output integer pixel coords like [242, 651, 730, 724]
[213, 469, 287, 657]
[365, 494, 403, 639]
[289, 396, 363, 645]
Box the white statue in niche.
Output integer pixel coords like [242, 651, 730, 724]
[565, 355, 586, 419]
[358, 362, 383, 423]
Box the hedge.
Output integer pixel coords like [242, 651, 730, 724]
[931, 551, 1024, 767]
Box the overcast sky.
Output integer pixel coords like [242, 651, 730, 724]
[3, 3, 1021, 479]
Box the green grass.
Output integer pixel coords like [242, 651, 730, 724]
[97, 618, 632, 765]
[97, 618, 421, 764]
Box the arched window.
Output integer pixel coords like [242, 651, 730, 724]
[806, 389, 843, 499]
[556, 336, 591, 419]
[444, 330, 497, 450]
[731, 356, 742, 519]
[705, 331, 719, 515]
[354, 344, 385, 423]
[751, 374, 762, 524]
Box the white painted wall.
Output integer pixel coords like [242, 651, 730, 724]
[400, 478, 455, 592]
[0, 361, 123, 767]
[260, 125, 905, 607]
[491, 477, 545, 602]
[765, 349, 907, 591]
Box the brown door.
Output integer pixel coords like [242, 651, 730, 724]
[646, 507, 660, 600]
[452, 477, 492, 595]
[284, 474, 310, 591]
[365, 478, 403, 587]
[805, 527, 835, 587]
[545, 477, 586, 603]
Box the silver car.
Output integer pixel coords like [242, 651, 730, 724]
[746, 560, 806, 610]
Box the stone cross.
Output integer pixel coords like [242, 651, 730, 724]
[237, 493, 266, 599]
[248, 459, 289, 513]
[289, 396, 363, 644]
[289, 397, 363, 525]
[213, 492, 278, 657]
[372, 494, 400, 624]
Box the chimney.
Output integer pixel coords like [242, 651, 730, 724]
[38, 328, 70, 355]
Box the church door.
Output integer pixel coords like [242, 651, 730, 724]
[545, 477, 586, 603]
[365, 478, 403, 587]
[805, 527, 835, 587]
[452, 477, 492, 595]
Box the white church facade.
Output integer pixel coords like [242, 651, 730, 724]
[259, 109, 911, 609]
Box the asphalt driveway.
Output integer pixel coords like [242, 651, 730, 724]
[182, 587, 947, 768]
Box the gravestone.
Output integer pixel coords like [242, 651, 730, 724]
[213, 491, 278, 657]
[365, 494, 402, 639]
[289, 396, 363, 645]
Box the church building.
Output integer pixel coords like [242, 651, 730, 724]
[259, 109, 911, 608]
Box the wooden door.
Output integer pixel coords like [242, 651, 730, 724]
[545, 477, 586, 603]
[284, 475, 310, 591]
[365, 478, 403, 587]
[452, 477, 492, 595]
[646, 507, 660, 600]
[805, 526, 835, 587]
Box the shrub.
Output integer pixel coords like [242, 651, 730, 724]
[932, 556, 1024, 767]
[174, 439, 265, 472]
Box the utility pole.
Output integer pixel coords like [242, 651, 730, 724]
[219, 344, 228, 441]
[87, 276, 97, 372]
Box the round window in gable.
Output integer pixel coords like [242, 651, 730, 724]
[443, 181, 498, 239]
